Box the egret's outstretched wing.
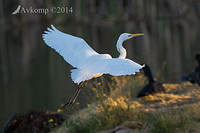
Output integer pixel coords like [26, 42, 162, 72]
[42, 25, 99, 68]
[87, 58, 143, 76]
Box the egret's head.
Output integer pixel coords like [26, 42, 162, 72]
[119, 33, 144, 41]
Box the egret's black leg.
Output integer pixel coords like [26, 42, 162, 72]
[61, 84, 82, 110]
[61, 81, 87, 111]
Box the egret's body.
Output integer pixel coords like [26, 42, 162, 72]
[43, 25, 144, 84]
[42, 25, 144, 111]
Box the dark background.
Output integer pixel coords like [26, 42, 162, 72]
[0, 0, 200, 129]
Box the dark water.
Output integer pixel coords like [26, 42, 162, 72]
[0, 20, 200, 129]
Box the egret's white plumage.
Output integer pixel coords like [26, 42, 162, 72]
[43, 25, 144, 84]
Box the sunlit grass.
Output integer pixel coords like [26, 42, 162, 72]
[150, 103, 200, 133]
[51, 75, 200, 133]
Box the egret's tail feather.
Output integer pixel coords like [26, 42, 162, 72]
[71, 69, 92, 84]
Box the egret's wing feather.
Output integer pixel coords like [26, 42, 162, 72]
[88, 58, 143, 76]
[42, 25, 99, 68]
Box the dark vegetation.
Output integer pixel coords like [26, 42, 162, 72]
[2, 110, 65, 133]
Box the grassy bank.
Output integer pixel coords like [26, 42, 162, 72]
[52, 75, 200, 133]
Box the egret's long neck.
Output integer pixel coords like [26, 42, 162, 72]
[117, 39, 127, 59]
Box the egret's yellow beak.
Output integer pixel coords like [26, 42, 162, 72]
[129, 33, 144, 37]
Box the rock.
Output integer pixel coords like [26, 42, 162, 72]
[107, 121, 142, 133]
[115, 129, 138, 133]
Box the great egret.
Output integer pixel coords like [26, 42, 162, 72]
[137, 64, 165, 98]
[43, 25, 144, 111]
[182, 54, 200, 86]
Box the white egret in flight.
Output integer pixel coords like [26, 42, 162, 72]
[43, 25, 144, 111]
